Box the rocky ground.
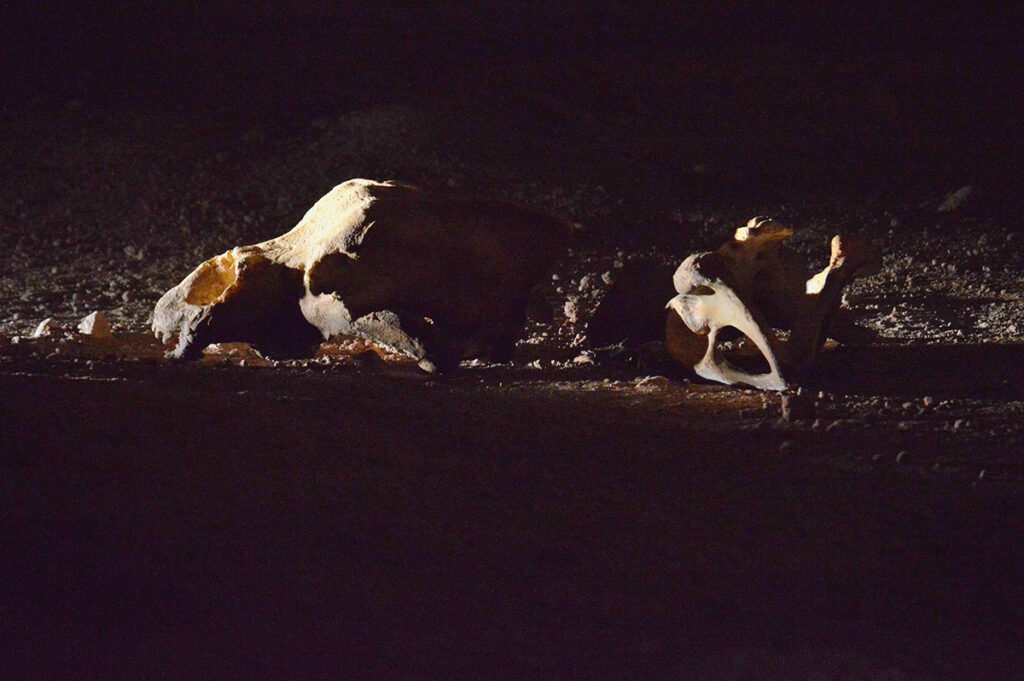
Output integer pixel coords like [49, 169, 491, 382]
[2, 29, 1024, 679]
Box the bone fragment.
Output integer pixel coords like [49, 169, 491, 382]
[667, 251, 788, 391]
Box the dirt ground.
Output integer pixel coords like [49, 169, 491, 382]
[3, 5, 1024, 680]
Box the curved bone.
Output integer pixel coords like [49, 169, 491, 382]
[790, 235, 883, 364]
[667, 252, 788, 391]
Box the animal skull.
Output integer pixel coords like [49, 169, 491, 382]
[153, 179, 576, 369]
[666, 217, 880, 390]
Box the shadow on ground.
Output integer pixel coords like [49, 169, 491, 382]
[816, 343, 1024, 400]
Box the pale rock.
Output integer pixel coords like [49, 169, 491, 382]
[936, 185, 973, 213]
[78, 311, 113, 339]
[635, 375, 670, 390]
[32, 318, 60, 337]
[563, 299, 580, 323]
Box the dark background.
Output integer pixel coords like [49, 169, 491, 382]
[3, 2, 1021, 191]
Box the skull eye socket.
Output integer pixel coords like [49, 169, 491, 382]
[184, 252, 239, 305]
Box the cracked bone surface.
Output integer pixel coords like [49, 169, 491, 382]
[666, 217, 880, 391]
[153, 179, 575, 367]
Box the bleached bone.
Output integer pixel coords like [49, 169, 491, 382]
[153, 179, 576, 368]
[666, 217, 880, 390]
[667, 250, 788, 391]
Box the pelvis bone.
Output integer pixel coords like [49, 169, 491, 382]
[666, 217, 880, 390]
[153, 179, 576, 369]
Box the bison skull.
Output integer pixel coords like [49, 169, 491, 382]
[153, 179, 576, 370]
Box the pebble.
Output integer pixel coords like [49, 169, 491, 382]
[32, 318, 59, 337]
[77, 311, 113, 339]
[563, 299, 580, 323]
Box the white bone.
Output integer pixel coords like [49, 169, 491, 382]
[666, 219, 879, 390]
[667, 252, 788, 391]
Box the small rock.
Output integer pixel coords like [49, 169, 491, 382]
[922, 395, 936, 408]
[32, 318, 59, 337]
[635, 375, 670, 389]
[572, 352, 595, 365]
[563, 299, 580, 323]
[779, 440, 796, 454]
[78, 311, 113, 339]
[896, 450, 907, 463]
[937, 185, 972, 213]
